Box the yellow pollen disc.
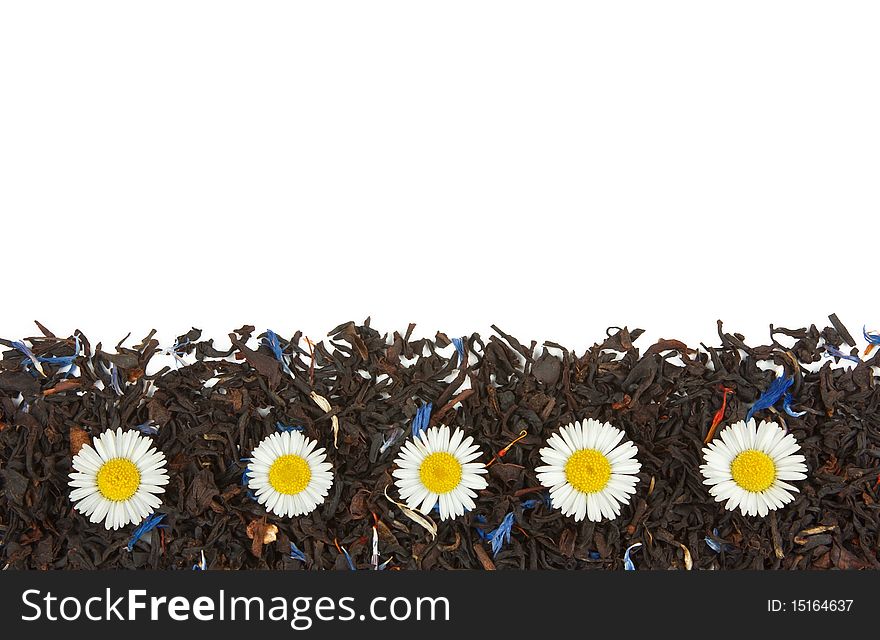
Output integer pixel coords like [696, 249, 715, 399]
[565, 448, 612, 493]
[419, 451, 462, 494]
[268, 454, 312, 495]
[730, 449, 776, 492]
[96, 458, 141, 502]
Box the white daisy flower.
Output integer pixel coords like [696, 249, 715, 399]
[247, 430, 334, 518]
[68, 427, 169, 530]
[700, 418, 808, 517]
[536, 419, 641, 522]
[392, 425, 488, 521]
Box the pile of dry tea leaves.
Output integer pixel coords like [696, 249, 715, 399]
[1, 315, 879, 570]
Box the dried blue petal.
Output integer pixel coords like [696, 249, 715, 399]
[127, 514, 166, 552]
[825, 344, 860, 364]
[473, 514, 489, 541]
[705, 528, 734, 553]
[589, 551, 601, 560]
[136, 420, 159, 436]
[864, 326, 880, 347]
[240, 457, 252, 487]
[110, 363, 124, 396]
[11, 340, 46, 377]
[339, 544, 356, 571]
[411, 402, 433, 438]
[379, 427, 403, 454]
[38, 354, 77, 366]
[745, 375, 792, 423]
[275, 422, 303, 432]
[37, 335, 81, 377]
[193, 550, 207, 570]
[263, 329, 294, 376]
[289, 541, 307, 563]
[705, 529, 723, 554]
[487, 512, 515, 557]
[782, 391, 806, 418]
[522, 492, 552, 510]
[377, 558, 393, 570]
[166, 337, 190, 368]
[624, 542, 642, 571]
[452, 337, 465, 363]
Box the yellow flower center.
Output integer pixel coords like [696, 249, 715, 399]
[730, 449, 776, 492]
[565, 448, 612, 493]
[268, 454, 312, 495]
[96, 458, 141, 502]
[419, 451, 462, 494]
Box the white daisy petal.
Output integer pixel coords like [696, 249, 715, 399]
[700, 418, 807, 518]
[536, 419, 641, 523]
[246, 431, 335, 518]
[69, 429, 169, 530]
[392, 425, 488, 522]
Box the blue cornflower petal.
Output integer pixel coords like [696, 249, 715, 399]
[275, 422, 303, 433]
[127, 514, 167, 552]
[864, 326, 880, 346]
[11, 340, 46, 377]
[473, 514, 489, 541]
[37, 355, 75, 365]
[487, 512, 516, 557]
[825, 344, 861, 364]
[705, 528, 734, 553]
[705, 529, 723, 554]
[522, 493, 551, 510]
[411, 402, 433, 438]
[240, 457, 253, 487]
[37, 336, 81, 377]
[166, 337, 190, 368]
[452, 337, 465, 364]
[745, 375, 793, 423]
[264, 329, 294, 376]
[110, 363, 124, 396]
[289, 541, 307, 563]
[136, 420, 159, 436]
[782, 391, 806, 418]
[379, 427, 403, 454]
[589, 551, 601, 560]
[624, 542, 642, 571]
[339, 545, 356, 571]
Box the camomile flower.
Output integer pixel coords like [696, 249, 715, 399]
[700, 418, 807, 517]
[536, 419, 641, 522]
[393, 425, 488, 520]
[247, 430, 334, 518]
[69, 427, 169, 530]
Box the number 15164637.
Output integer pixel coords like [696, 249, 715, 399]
[768, 599, 853, 613]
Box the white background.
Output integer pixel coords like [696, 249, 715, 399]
[1, 2, 877, 353]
